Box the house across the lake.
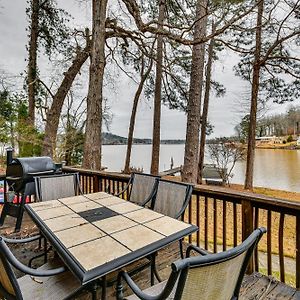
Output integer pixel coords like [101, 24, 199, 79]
[256, 136, 283, 145]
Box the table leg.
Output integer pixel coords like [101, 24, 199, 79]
[92, 282, 98, 300]
[150, 254, 155, 286]
[151, 253, 162, 283]
[44, 237, 48, 263]
[102, 275, 107, 300]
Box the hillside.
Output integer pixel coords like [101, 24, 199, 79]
[102, 132, 185, 145]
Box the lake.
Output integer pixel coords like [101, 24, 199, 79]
[102, 145, 300, 193]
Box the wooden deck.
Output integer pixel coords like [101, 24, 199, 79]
[99, 243, 300, 300]
[1, 211, 299, 299]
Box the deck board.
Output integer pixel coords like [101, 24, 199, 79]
[239, 272, 299, 300]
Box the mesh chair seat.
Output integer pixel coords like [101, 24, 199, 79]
[180, 252, 246, 299]
[152, 179, 193, 219]
[119, 173, 159, 207]
[126, 253, 246, 300]
[35, 173, 80, 202]
[117, 228, 266, 300]
[0, 258, 15, 296]
[0, 237, 83, 300]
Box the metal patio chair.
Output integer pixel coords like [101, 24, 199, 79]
[107, 173, 161, 288]
[151, 179, 193, 262]
[134, 179, 194, 286]
[33, 173, 81, 265]
[34, 172, 81, 202]
[116, 173, 160, 206]
[116, 228, 266, 300]
[151, 179, 193, 220]
[0, 235, 87, 300]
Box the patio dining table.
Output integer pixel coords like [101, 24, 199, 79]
[25, 192, 198, 299]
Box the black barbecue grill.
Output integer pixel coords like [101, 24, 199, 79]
[0, 149, 62, 231]
[6, 156, 60, 194]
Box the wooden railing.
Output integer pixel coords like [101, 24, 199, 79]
[1, 167, 299, 289]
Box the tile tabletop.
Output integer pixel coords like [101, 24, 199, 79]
[26, 192, 198, 284]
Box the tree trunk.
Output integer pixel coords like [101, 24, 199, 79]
[124, 58, 152, 174]
[182, 0, 208, 184]
[27, 0, 39, 126]
[244, 0, 264, 190]
[82, 0, 108, 170]
[197, 22, 215, 184]
[150, 0, 165, 175]
[42, 44, 90, 157]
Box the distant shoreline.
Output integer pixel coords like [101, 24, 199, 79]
[102, 142, 185, 145]
[102, 143, 300, 149]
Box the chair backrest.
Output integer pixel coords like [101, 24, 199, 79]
[0, 238, 22, 300]
[151, 179, 193, 219]
[35, 173, 80, 202]
[170, 228, 266, 300]
[128, 173, 159, 206]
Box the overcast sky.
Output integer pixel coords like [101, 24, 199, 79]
[0, 0, 298, 139]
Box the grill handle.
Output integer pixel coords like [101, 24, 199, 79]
[27, 170, 55, 176]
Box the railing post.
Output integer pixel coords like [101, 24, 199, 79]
[242, 199, 254, 274]
[93, 175, 100, 193]
[296, 215, 300, 290]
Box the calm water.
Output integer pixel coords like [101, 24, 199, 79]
[102, 145, 300, 193]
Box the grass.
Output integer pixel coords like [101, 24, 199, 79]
[185, 195, 297, 259]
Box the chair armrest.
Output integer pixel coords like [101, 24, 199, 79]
[73, 172, 84, 195]
[140, 186, 157, 208]
[3, 235, 41, 244]
[116, 271, 152, 300]
[114, 177, 133, 197]
[174, 185, 193, 219]
[116, 270, 178, 300]
[0, 238, 66, 277]
[186, 245, 209, 257]
[114, 185, 129, 197]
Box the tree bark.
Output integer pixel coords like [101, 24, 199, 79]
[150, 0, 165, 175]
[64, 112, 72, 166]
[182, 0, 208, 184]
[244, 0, 264, 190]
[197, 22, 215, 184]
[42, 43, 90, 157]
[27, 0, 39, 126]
[124, 57, 152, 174]
[82, 0, 108, 170]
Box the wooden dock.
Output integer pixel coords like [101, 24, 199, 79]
[159, 166, 182, 176]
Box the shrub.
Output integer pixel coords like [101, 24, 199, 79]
[287, 135, 293, 143]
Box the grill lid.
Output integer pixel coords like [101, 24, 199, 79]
[15, 157, 55, 175]
[6, 156, 56, 193]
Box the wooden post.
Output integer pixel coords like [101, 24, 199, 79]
[242, 199, 254, 274]
[93, 175, 100, 193]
